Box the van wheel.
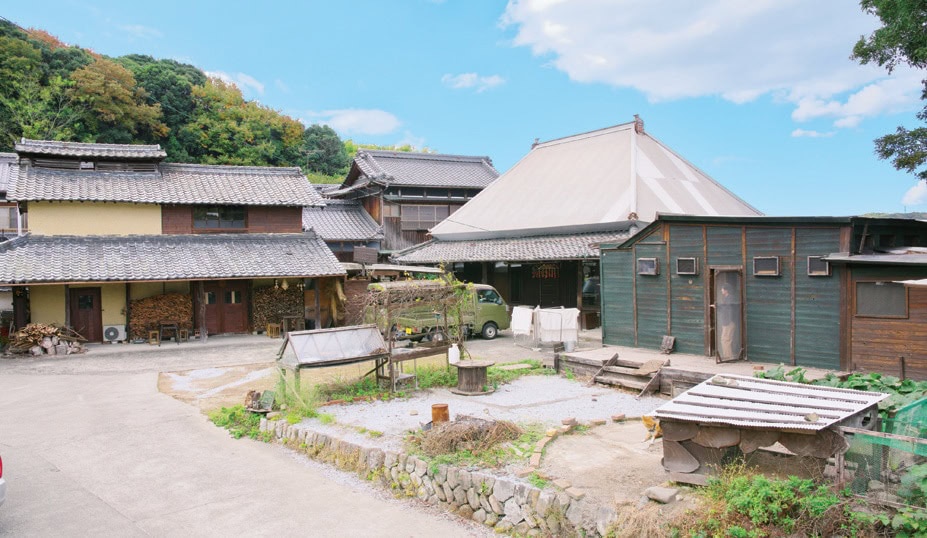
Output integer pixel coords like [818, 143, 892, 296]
[423, 328, 446, 342]
[481, 322, 498, 340]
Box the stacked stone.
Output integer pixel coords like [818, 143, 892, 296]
[258, 418, 615, 536]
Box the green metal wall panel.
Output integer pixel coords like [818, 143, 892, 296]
[744, 228, 792, 364]
[794, 228, 842, 370]
[706, 227, 743, 266]
[601, 248, 634, 346]
[635, 243, 668, 349]
[668, 224, 706, 354]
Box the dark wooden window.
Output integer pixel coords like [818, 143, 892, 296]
[676, 257, 698, 275]
[206, 292, 217, 305]
[193, 206, 245, 229]
[401, 204, 450, 231]
[753, 256, 780, 276]
[224, 290, 242, 304]
[637, 258, 659, 275]
[807, 256, 830, 276]
[856, 282, 907, 318]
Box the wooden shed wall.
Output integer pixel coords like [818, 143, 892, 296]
[602, 222, 844, 370]
[849, 266, 927, 379]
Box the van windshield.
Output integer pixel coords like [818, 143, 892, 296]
[477, 289, 502, 305]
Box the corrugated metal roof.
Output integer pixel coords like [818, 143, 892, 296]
[430, 120, 761, 241]
[0, 232, 345, 284]
[654, 374, 887, 431]
[393, 229, 631, 263]
[347, 150, 499, 189]
[16, 138, 167, 159]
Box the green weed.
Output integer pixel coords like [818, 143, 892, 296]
[208, 405, 263, 440]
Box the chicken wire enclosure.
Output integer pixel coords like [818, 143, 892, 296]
[277, 325, 388, 370]
[843, 396, 927, 504]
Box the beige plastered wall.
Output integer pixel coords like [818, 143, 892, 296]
[30, 283, 127, 327]
[129, 281, 190, 300]
[27, 202, 161, 235]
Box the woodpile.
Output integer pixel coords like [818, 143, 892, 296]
[128, 293, 192, 339]
[251, 286, 302, 329]
[8, 323, 86, 355]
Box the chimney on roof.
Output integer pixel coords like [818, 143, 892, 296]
[531, 138, 539, 149]
[633, 114, 644, 135]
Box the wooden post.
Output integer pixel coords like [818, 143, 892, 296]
[196, 281, 208, 343]
[125, 282, 131, 332]
[314, 279, 322, 330]
[64, 284, 70, 328]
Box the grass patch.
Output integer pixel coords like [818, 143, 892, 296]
[671, 463, 887, 537]
[528, 472, 549, 490]
[318, 412, 335, 425]
[209, 405, 263, 440]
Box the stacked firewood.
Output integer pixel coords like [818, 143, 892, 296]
[252, 286, 302, 329]
[128, 293, 192, 339]
[9, 323, 86, 356]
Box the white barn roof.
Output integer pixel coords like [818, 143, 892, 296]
[430, 119, 760, 241]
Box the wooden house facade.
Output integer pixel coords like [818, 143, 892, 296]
[601, 215, 927, 378]
[0, 139, 344, 342]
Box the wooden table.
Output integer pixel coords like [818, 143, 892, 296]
[450, 360, 495, 396]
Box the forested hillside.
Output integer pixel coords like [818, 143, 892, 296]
[0, 19, 364, 181]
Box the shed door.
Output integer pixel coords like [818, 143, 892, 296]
[710, 269, 744, 362]
[70, 287, 102, 342]
[202, 281, 249, 334]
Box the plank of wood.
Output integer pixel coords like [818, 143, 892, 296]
[586, 353, 620, 386]
[668, 471, 708, 487]
[636, 371, 662, 399]
[662, 440, 700, 473]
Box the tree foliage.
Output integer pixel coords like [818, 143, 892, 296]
[853, 0, 927, 180]
[0, 18, 365, 180]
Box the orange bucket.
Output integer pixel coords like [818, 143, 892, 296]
[432, 403, 450, 424]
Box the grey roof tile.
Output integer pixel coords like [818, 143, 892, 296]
[0, 233, 344, 284]
[392, 230, 631, 263]
[16, 138, 167, 159]
[302, 200, 383, 241]
[0, 153, 17, 194]
[10, 162, 325, 206]
[351, 150, 499, 189]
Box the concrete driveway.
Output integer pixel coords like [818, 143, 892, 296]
[0, 342, 485, 537]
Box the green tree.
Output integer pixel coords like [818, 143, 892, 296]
[852, 0, 927, 179]
[301, 124, 350, 175]
[70, 57, 168, 142]
[178, 77, 303, 166]
[0, 75, 83, 143]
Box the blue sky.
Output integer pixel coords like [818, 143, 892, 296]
[5, 1, 925, 216]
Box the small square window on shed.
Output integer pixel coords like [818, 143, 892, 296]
[637, 258, 659, 275]
[856, 281, 907, 318]
[753, 256, 780, 276]
[807, 256, 831, 276]
[676, 257, 698, 275]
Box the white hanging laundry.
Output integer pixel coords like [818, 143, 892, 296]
[511, 306, 534, 336]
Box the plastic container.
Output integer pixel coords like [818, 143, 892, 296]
[432, 403, 449, 424]
[448, 343, 460, 364]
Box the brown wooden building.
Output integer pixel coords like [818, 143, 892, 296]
[327, 150, 498, 255]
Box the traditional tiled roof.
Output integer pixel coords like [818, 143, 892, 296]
[0, 233, 344, 284]
[9, 162, 325, 206]
[346, 150, 498, 189]
[302, 200, 383, 242]
[16, 138, 167, 159]
[392, 229, 631, 263]
[0, 153, 17, 194]
[310, 183, 341, 195]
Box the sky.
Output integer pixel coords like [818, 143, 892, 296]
[4, 0, 925, 216]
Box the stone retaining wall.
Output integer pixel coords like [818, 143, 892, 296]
[258, 418, 616, 536]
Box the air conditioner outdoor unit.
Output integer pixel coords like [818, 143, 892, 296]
[103, 325, 127, 343]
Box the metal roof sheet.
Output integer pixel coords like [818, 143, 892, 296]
[654, 374, 887, 431]
[430, 121, 761, 241]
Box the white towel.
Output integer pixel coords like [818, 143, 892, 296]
[511, 306, 534, 336]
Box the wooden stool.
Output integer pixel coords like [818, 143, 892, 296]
[266, 323, 281, 338]
[148, 330, 160, 345]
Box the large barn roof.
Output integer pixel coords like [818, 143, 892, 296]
[430, 119, 761, 241]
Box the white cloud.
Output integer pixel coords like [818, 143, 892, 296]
[118, 24, 162, 39]
[306, 109, 402, 136]
[206, 71, 265, 95]
[902, 181, 927, 206]
[442, 73, 506, 93]
[501, 0, 923, 129]
[791, 128, 834, 138]
[275, 79, 291, 94]
[396, 131, 427, 150]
